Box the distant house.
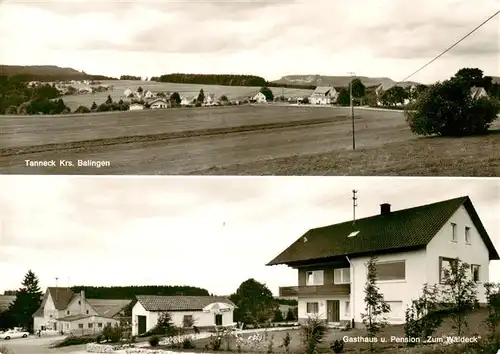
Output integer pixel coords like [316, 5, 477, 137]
[33, 288, 131, 334]
[144, 90, 155, 99]
[470, 87, 489, 100]
[131, 295, 236, 336]
[129, 103, 145, 111]
[77, 87, 92, 94]
[149, 99, 169, 109]
[124, 88, 133, 97]
[204, 93, 219, 106]
[180, 97, 191, 106]
[252, 92, 267, 103]
[309, 86, 338, 105]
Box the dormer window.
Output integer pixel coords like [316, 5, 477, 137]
[451, 223, 457, 242]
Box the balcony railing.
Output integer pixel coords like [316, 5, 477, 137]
[279, 284, 350, 297]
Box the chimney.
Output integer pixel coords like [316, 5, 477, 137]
[380, 203, 391, 215]
[80, 290, 85, 314]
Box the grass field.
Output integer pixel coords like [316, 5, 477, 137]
[62, 80, 313, 110]
[0, 105, 498, 176]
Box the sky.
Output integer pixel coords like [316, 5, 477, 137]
[0, 176, 499, 296]
[0, 0, 498, 84]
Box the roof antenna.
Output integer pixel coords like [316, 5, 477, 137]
[352, 190, 358, 226]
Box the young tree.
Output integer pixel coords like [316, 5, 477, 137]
[170, 92, 181, 105]
[350, 79, 366, 100]
[285, 307, 296, 322]
[137, 86, 144, 94]
[197, 89, 205, 103]
[404, 284, 443, 346]
[337, 88, 350, 106]
[8, 270, 43, 332]
[483, 282, 500, 340]
[273, 308, 284, 322]
[361, 256, 390, 352]
[105, 95, 113, 104]
[441, 258, 478, 336]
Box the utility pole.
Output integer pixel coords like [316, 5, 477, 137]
[352, 190, 358, 225]
[348, 72, 356, 149]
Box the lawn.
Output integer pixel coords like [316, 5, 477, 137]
[61, 80, 313, 110]
[154, 308, 496, 353]
[0, 105, 498, 176]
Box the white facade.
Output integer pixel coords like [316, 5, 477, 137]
[59, 315, 119, 335]
[131, 301, 235, 336]
[129, 103, 144, 111]
[124, 89, 133, 97]
[144, 90, 155, 99]
[297, 206, 493, 326]
[253, 92, 267, 103]
[150, 100, 168, 109]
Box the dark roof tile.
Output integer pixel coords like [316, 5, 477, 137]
[136, 295, 236, 312]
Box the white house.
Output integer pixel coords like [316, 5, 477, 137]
[144, 90, 155, 99]
[131, 295, 237, 336]
[204, 93, 219, 106]
[33, 288, 131, 334]
[267, 196, 499, 327]
[124, 88, 133, 97]
[149, 99, 169, 109]
[180, 97, 195, 106]
[129, 103, 145, 111]
[309, 86, 338, 105]
[252, 92, 267, 103]
[470, 87, 489, 100]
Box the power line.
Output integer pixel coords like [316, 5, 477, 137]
[398, 10, 500, 83]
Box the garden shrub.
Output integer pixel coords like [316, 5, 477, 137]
[149, 335, 159, 347]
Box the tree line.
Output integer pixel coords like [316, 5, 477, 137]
[149, 73, 316, 90]
[120, 75, 142, 81]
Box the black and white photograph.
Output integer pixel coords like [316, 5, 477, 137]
[0, 176, 499, 354]
[0, 0, 499, 175]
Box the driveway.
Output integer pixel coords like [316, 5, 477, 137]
[1, 335, 86, 354]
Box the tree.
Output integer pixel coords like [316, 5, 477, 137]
[170, 92, 181, 105]
[220, 95, 228, 102]
[259, 87, 274, 101]
[273, 308, 284, 322]
[91, 101, 98, 111]
[229, 278, 277, 325]
[350, 79, 366, 100]
[137, 86, 144, 93]
[74, 105, 90, 114]
[382, 86, 408, 106]
[483, 282, 500, 341]
[405, 79, 499, 136]
[8, 270, 43, 332]
[361, 256, 390, 352]
[285, 307, 296, 322]
[197, 89, 205, 103]
[453, 68, 485, 88]
[105, 95, 113, 104]
[337, 88, 350, 106]
[441, 258, 478, 336]
[404, 284, 443, 346]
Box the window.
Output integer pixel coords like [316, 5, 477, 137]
[86, 310, 89, 314]
[88, 323, 93, 328]
[375, 261, 406, 281]
[65, 324, 69, 329]
[385, 301, 403, 320]
[98, 323, 103, 328]
[345, 301, 351, 317]
[66, 311, 70, 315]
[306, 302, 319, 314]
[334, 268, 351, 284]
[49, 315, 53, 318]
[214, 314, 223, 326]
[183, 315, 194, 327]
[451, 223, 457, 242]
[78, 324, 84, 329]
[471, 264, 480, 282]
[78, 301, 81, 305]
[440, 257, 458, 283]
[306, 270, 324, 286]
[465, 227, 471, 244]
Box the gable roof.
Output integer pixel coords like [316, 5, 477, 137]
[149, 98, 168, 105]
[86, 299, 132, 318]
[267, 196, 499, 266]
[470, 86, 488, 99]
[312, 86, 334, 95]
[136, 295, 236, 312]
[48, 287, 76, 310]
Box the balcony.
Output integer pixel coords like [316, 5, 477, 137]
[279, 284, 351, 297]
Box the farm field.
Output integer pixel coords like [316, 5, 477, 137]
[0, 105, 498, 176]
[61, 80, 313, 110]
